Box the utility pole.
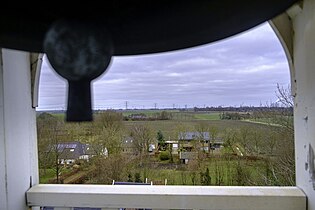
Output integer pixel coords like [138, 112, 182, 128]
[154, 103, 157, 109]
[125, 101, 128, 110]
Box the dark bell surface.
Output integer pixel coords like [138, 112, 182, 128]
[44, 19, 113, 81]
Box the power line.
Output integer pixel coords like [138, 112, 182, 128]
[125, 101, 128, 110]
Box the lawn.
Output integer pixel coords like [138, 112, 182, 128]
[39, 168, 56, 184]
[39, 168, 72, 184]
[51, 113, 65, 120]
[134, 158, 268, 186]
[243, 119, 282, 127]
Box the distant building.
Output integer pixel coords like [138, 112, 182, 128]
[148, 144, 156, 153]
[165, 140, 178, 154]
[56, 141, 99, 165]
[178, 131, 210, 141]
[122, 136, 156, 155]
[178, 131, 223, 148]
[178, 132, 210, 152]
[122, 137, 138, 155]
[177, 132, 224, 163]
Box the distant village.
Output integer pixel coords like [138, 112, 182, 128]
[56, 131, 223, 166]
[37, 104, 294, 187]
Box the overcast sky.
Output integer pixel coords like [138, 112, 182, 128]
[38, 22, 290, 110]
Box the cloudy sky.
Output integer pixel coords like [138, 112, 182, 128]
[38, 22, 290, 110]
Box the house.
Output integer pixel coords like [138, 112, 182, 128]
[56, 141, 98, 164]
[122, 136, 156, 155]
[178, 132, 223, 151]
[122, 136, 138, 155]
[179, 131, 210, 141]
[148, 144, 156, 153]
[177, 132, 224, 163]
[165, 140, 179, 154]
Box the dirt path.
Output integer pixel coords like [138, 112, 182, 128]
[63, 168, 95, 184]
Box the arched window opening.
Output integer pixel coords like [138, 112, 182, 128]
[36, 22, 294, 186]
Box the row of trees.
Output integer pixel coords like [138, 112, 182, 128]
[125, 111, 173, 121]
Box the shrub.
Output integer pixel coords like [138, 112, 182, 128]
[159, 151, 170, 161]
[134, 172, 142, 183]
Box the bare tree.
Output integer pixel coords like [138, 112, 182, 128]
[238, 126, 251, 154]
[276, 83, 294, 108]
[90, 111, 124, 156]
[264, 130, 278, 155]
[91, 154, 133, 184]
[130, 123, 154, 165]
[260, 84, 294, 133]
[37, 112, 66, 183]
[195, 122, 209, 153]
[209, 126, 219, 156]
[174, 122, 191, 153]
[257, 84, 295, 186]
[187, 159, 200, 185]
[234, 160, 251, 186]
[251, 128, 263, 155]
[222, 128, 238, 154]
[272, 84, 295, 185]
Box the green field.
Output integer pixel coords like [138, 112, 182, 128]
[123, 117, 271, 139]
[193, 112, 221, 120]
[117, 109, 180, 117]
[97, 109, 221, 121]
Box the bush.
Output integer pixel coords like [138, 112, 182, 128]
[134, 172, 142, 183]
[200, 168, 211, 185]
[159, 151, 170, 161]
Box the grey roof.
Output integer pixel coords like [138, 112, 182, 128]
[57, 141, 97, 159]
[59, 148, 80, 159]
[178, 132, 210, 141]
[57, 141, 83, 153]
[81, 144, 99, 156]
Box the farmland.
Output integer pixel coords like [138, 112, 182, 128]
[38, 108, 294, 186]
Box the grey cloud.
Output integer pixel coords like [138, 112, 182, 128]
[38, 22, 290, 110]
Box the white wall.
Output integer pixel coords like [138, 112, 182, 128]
[0, 49, 38, 210]
[293, 0, 315, 209]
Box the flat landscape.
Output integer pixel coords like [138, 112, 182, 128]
[37, 108, 294, 186]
